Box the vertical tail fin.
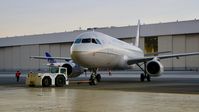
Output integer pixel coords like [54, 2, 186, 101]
[45, 52, 56, 63]
[135, 20, 140, 47]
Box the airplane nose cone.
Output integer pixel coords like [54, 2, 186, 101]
[70, 45, 79, 63]
[71, 51, 88, 67]
[71, 51, 79, 62]
[70, 44, 86, 65]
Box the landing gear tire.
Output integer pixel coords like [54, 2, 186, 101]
[89, 74, 98, 85]
[96, 74, 101, 82]
[89, 78, 98, 85]
[140, 73, 145, 82]
[92, 78, 98, 85]
[146, 75, 151, 82]
[42, 77, 51, 87]
[89, 81, 93, 85]
[55, 75, 66, 87]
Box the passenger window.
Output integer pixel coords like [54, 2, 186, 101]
[74, 38, 81, 44]
[96, 39, 101, 44]
[92, 38, 97, 44]
[82, 38, 91, 43]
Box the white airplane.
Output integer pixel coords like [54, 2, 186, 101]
[70, 20, 199, 85]
[31, 21, 199, 85]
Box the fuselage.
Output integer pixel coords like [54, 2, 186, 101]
[71, 31, 144, 69]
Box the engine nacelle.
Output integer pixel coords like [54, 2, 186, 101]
[146, 58, 164, 77]
[62, 63, 83, 78]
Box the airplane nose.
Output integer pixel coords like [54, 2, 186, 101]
[71, 50, 87, 66]
[70, 46, 79, 62]
[70, 43, 99, 67]
[71, 51, 78, 61]
[70, 44, 84, 64]
[70, 44, 92, 67]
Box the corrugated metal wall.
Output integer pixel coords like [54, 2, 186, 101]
[0, 35, 198, 71]
[158, 36, 173, 70]
[0, 43, 71, 71]
[158, 34, 199, 70]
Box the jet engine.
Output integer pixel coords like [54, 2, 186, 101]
[146, 58, 164, 77]
[61, 62, 83, 78]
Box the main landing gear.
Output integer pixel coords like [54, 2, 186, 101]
[136, 62, 151, 82]
[89, 68, 101, 85]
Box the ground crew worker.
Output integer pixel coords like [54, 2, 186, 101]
[15, 70, 21, 82]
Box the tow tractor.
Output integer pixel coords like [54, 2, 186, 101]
[26, 66, 69, 87]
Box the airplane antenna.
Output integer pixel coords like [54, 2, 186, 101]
[135, 20, 140, 47]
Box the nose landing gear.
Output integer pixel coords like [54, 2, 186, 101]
[89, 68, 101, 85]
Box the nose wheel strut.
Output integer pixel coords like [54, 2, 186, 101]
[89, 69, 101, 85]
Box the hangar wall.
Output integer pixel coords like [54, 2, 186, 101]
[0, 43, 72, 71]
[1, 20, 199, 72]
[0, 35, 199, 72]
[185, 34, 199, 70]
[158, 34, 199, 70]
[158, 35, 172, 70]
[122, 34, 199, 71]
[0, 48, 4, 70]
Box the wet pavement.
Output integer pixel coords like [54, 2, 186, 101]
[0, 71, 199, 112]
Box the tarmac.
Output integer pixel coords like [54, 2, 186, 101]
[0, 71, 199, 112]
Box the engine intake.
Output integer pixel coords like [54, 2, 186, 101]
[146, 59, 164, 77]
[62, 63, 83, 78]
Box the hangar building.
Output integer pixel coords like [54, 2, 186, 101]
[0, 20, 199, 72]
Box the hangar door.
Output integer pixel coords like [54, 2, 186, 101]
[144, 37, 158, 54]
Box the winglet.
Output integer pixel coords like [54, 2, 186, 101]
[135, 20, 140, 47]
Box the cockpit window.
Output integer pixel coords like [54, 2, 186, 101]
[82, 38, 91, 43]
[74, 38, 81, 44]
[96, 39, 101, 44]
[74, 38, 101, 44]
[92, 38, 97, 44]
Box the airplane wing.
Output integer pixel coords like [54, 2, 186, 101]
[127, 52, 199, 65]
[30, 56, 71, 61]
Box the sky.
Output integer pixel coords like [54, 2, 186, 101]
[0, 0, 199, 37]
